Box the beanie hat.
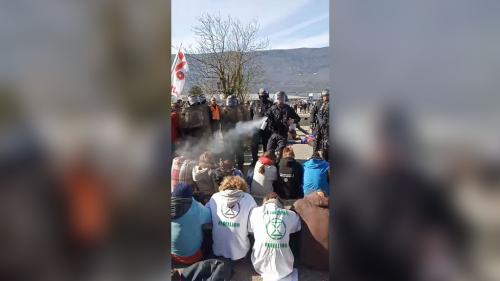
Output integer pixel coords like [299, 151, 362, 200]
[172, 182, 193, 198]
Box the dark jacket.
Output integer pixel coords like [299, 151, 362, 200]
[220, 105, 248, 132]
[276, 157, 304, 199]
[310, 101, 329, 131]
[171, 197, 192, 220]
[292, 192, 329, 270]
[265, 104, 300, 136]
[250, 99, 273, 120]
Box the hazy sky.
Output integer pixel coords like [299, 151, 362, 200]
[171, 0, 329, 52]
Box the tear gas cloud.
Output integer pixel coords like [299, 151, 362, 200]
[175, 117, 266, 160]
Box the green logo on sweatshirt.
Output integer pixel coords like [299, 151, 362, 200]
[221, 203, 240, 219]
[266, 217, 286, 240]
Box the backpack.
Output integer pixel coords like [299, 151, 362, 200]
[180, 106, 206, 129]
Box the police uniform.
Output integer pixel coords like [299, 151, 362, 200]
[221, 95, 249, 170]
[250, 90, 274, 165]
[310, 91, 329, 161]
[265, 96, 300, 163]
[178, 95, 211, 141]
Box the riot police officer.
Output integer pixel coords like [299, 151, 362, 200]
[265, 91, 300, 164]
[250, 88, 274, 166]
[199, 93, 213, 127]
[178, 94, 211, 142]
[310, 89, 330, 161]
[220, 94, 249, 170]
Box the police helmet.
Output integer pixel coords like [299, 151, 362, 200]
[274, 91, 288, 102]
[187, 95, 199, 106]
[258, 88, 269, 98]
[321, 89, 330, 97]
[226, 94, 239, 107]
[199, 94, 207, 104]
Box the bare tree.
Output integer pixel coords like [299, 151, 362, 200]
[187, 14, 268, 102]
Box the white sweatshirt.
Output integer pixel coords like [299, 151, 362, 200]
[248, 202, 301, 281]
[206, 190, 257, 260]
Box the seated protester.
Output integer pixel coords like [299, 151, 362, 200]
[171, 155, 185, 192]
[192, 151, 218, 204]
[213, 158, 244, 187]
[171, 183, 212, 265]
[181, 156, 198, 185]
[248, 192, 301, 281]
[251, 150, 278, 197]
[302, 152, 330, 196]
[171, 155, 198, 192]
[291, 191, 329, 271]
[206, 176, 257, 261]
[277, 147, 304, 199]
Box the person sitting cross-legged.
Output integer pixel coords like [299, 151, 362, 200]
[206, 176, 257, 261]
[302, 152, 330, 196]
[171, 183, 212, 265]
[248, 192, 301, 281]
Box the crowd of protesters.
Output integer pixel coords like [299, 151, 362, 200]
[171, 141, 330, 280]
[170, 87, 330, 280]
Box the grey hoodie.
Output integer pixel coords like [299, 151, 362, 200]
[220, 189, 244, 208]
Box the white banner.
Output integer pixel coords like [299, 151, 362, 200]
[171, 50, 189, 97]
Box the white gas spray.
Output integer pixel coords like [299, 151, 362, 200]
[175, 117, 267, 160]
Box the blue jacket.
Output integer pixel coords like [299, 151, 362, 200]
[302, 158, 329, 196]
[171, 198, 211, 257]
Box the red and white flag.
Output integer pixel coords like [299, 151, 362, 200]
[171, 49, 189, 97]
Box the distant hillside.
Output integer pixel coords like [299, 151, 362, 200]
[172, 47, 330, 95]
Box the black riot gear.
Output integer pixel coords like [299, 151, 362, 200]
[310, 90, 330, 161]
[250, 90, 274, 165]
[199, 94, 207, 104]
[265, 101, 300, 164]
[220, 97, 249, 170]
[226, 94, 239, 107]
[274, 91, 288, 103]
[187, 95, 200, 106]
[258, 88, 269, 101]
[179, 101, 211, 141]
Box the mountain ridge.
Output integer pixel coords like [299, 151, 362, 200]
[172, 47, 330, 95]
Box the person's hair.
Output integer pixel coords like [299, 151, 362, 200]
[198, 151, 213, 169]
[263, 191, 284, 206]
[259, 150, 276, 174]
[219, 176, 249, 192]
[263, 191, 280, 202]
[310, 151, 322, 159]
[282, 147, 295, 158]
[221, 158, 234, 169]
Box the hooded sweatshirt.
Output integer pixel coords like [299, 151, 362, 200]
[251, 156, 278, 196]
[192, 165, 217, 195]
[248, 201, 301, 280]
[292, 193, 329, 270]
[302, 158, 329, 196]
[171, 198, 211, 257]
[206, 189, 257, 260]
[171, 197, 192, 219]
